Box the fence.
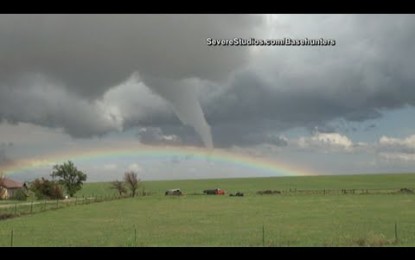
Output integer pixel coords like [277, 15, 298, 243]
[2, 221, 413, 247]
[257, 187, 414, 196]
[0, 194, 131, 220]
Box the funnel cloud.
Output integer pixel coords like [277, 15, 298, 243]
[140, 75, 213, 148]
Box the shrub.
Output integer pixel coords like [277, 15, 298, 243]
[11, 189, 28, 201]
[257, 190, 281, 195]
[399, 188, 414, 194]
[30, 178, 64, 200]
[0, 213, 14, 220]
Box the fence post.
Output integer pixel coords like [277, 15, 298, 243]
[14, 203, 17, 215]
[10, 229, 14, 247]
[44, 200, 46, 211]
[395, 221, 399, 242]
[30, 201, 33, 214]
[262, 224, 265, 247]
[134, 227, 137, 246]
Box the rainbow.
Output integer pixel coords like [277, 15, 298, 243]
[1, 144, 315, 178]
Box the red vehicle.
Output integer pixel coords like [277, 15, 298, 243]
[203, 188, 225, 195]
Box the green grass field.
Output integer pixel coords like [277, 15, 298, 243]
[1, 173, 415, 246]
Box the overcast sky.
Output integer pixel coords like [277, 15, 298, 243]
[1, 14, 415, 181]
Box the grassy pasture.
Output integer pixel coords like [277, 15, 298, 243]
[78, 173, 415, 197]
[0, 173, 414, 246]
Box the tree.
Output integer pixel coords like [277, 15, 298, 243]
[124, 171, 141, 197]
[51, 161, 87, 197]
[111, 180, 127, 196]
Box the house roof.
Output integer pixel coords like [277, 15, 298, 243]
[0, 178, 23, 189]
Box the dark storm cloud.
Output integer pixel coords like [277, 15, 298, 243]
[0, 14, 262, 139]
[0, 75, 122, 138]
[1, 14, 415, 147]
[195, 15, 415, 146]
[124, 15, 415, 147]
[0, 14, 261, 98]
[188, 70, 378, 147]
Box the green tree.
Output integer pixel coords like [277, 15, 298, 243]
[51, 161, 87, 197]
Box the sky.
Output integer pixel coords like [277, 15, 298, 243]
[0, 14, 415, 182]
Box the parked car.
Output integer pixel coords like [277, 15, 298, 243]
[203, 188, 225, 195]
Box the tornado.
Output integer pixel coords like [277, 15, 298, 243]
[140, 75, 213, 149]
